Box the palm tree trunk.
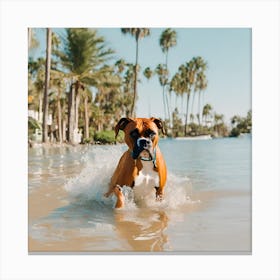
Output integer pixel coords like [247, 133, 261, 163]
[180, 95, 184, 117]
[84, 94, 89, 139]
[42, 28, 52, 143]
[39, 93, 43, 123]
[67, 82, 75, 143]
[184, 93, 190, 136]
[62, 118, 66, 142]
[131, 38, 139, 117]
[165, 88, 171, 123]
[57, 94, 62, 144]
[165, 51, 172, 126]
[75, 88, 81, 130]
[28, 28, 32, 49]
[191, 91, 196, 121]
[162, 86, 167, 120]
[197, 90, 201, 126]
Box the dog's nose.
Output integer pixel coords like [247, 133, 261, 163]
[137, 138, 152, 148]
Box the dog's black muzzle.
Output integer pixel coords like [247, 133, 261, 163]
[131, 138, 153, 160]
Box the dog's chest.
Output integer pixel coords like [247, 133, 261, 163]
[133, 161, 159, 198]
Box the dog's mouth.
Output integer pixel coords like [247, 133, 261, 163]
[139, 149, 153, 161]
[132, 147, 153, 160]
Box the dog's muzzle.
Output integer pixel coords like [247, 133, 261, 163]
[131, 137, 154, 160]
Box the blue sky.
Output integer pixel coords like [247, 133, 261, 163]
[30, 28, 251, 124]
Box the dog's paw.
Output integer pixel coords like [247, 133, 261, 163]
[104, 189, 113, 197]
[155, 187, 163, 202]
[113, 185, 123, 195]
[104, 192, 110, 198]
[156, 194, 163, 202]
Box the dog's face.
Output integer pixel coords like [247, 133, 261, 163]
[115, 117, 165, 160]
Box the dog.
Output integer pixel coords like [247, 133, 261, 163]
[104, 117, 167, 208]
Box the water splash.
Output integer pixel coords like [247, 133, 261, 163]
[64, 145, 196, 210]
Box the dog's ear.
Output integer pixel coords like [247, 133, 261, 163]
[150, 117, 166, 135]
[115, 118, 132, 138]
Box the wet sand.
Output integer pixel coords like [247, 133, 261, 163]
[29, 181, 251, 253]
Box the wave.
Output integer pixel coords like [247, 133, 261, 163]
[64, 145, 197, 210]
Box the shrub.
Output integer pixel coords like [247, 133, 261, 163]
[93, 130, 124, 144]
[94, 130, 115, 144]
[230, 127, 241, 137]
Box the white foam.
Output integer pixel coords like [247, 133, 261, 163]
[64, 145, 195, 210]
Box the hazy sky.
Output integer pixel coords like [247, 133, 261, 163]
[31, 28, 251, 123]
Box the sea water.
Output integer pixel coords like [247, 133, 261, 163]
[28, 135, 251, 253]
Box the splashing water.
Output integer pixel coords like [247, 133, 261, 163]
[64, 145, 196, 210]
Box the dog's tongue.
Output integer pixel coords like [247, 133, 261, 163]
[140, 150, 150, 158]
[139, 150, 153, 160]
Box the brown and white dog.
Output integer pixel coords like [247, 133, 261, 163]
[104, 117, 167, 208]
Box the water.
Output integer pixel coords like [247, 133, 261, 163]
[28, 136, 251, 253]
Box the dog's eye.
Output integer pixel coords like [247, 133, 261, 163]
[150, 132, 156, 139]
[145, 130, 156, 138]
[130, 129, 139, 139]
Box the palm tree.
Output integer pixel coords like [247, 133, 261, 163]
[50, 73, 66, 143]
[188, 58, 199, 122]
[213, 113, 225, 136]
[194, 57, 208, 126]
[82, 87, 92, 140]
[28, 57, 45, 123]
[177, 63, 193, 136]
[143, 67, 153, 116]
[143, 67, 153, 80]
[115, 59, 126, 74]
[156, 64, 169, 120]
[122, 64, 135, 117]
[170, 72, 182, 111]
[202, 103, 212, 126]
[177, 57, 207, 136]
[121, 28, 150, 116]
[214, 113, 224, 128]
[159, 28, 177, 123]
[56, 28, 113, 144]
[28, 28, 39, 50]
[42, 28, 52, 143]
[159, 28, 177, 67]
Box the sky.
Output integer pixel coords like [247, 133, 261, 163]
[30, 28, 251, 124]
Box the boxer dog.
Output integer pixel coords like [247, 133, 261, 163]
[104, 117, 167, 208]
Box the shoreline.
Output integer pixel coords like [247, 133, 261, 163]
[28, 133, 251, 148]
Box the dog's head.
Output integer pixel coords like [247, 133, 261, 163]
[115, 117, 165, 160]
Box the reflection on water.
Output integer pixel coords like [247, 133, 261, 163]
[28, 137, 251, 253]
[30, 200, 171, 252]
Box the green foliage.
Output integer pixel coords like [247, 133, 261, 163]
[28, 117, 41, 131]
[230, 127, 240, 137]
[159, 28, 177, 54]
[94, 130, 115, 144]
[93, 130, 124, 144]
[229, 110, 252, 137]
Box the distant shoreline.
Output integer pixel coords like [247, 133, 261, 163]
[28, 133, 251, 148]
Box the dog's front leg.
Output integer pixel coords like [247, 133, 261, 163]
[113, 185, 125, 208]
[104, 184, 125, 208]
[155, 186, 164, 201]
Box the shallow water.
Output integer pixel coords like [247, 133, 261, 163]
[28, 136, 251, 253]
